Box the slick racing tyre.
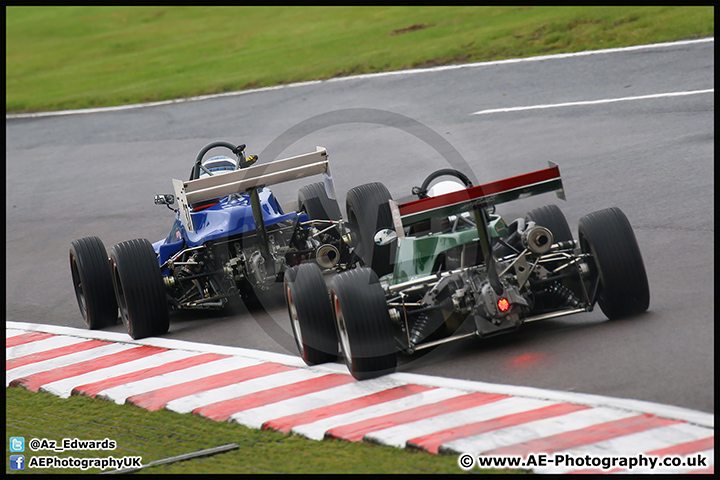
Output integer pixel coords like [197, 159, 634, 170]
[345, 182, 394, 277]
[69, 236, 118, 329]
[284, 263, 339, 365]
[526, 204, 573, 243]
[299, 182, 343, 263]
[298, 181, 342, 223]
[110, 238, 170, 339]
[331, 267, 396, 380]
[578, 207, 650, 319]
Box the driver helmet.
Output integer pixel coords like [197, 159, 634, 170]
[427, 180, 472, 230]
[426, 179, 466, 197]
[199, 156, 239, 179]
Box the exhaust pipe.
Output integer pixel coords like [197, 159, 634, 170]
[315, 244, 340, 268]
[522, 225, 554, 255]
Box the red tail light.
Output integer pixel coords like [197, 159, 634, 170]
[497, 298, 510, 313]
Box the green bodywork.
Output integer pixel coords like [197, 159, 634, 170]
[385, 162, 564, 286]
[388, 215, 508, 285]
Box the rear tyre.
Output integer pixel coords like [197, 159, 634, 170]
[578, 207, 650, 319]
[284, 263, 339, 365]
[298, 182, 342, 223]
[110, 239, 170, 339]
[299, 182, 344, 267]
[346, 182, 394, 277]
[526, 204, 573, 243]
[69, 236, 118, 329]
[331, 267, 396, 380]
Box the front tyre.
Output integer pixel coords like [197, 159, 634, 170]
[578, 207, 650, 319]
[284, 263, 339, 365]
[110, 239, 170, 339]
[330, 267, 396, 380]
[69, 236, 118, 329]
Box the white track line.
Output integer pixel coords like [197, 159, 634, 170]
[471, 89, 714, 115]
[6, 38, 713, 119]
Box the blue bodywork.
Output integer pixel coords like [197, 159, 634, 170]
[152, 187, 309, 267]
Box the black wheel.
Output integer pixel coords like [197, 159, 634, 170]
[110, 238, 170, 339]
[284, 263, 339, 365]
[330, 267, 396, 380]
[526, 204, 573, 243]
[346, 182, 394, 277]
[299, 183, 343, 263]
[578, 207, 650, 319]
[69, 236, 118, 329]
[298, 182, 342, 222]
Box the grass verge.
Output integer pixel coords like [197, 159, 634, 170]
[6, 6, 713, 113]
[6, 386, 510, 474]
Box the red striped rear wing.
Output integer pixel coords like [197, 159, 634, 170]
[391, 163, 565, 230]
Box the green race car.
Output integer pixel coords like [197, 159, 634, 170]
[284, 164, 650, 380]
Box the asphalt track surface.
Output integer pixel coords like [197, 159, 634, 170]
[6, 39, 714, 414]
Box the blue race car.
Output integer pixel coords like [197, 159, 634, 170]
[69, 141, 359, 339]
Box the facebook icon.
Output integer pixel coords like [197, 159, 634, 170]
[10, 455, 25, 470]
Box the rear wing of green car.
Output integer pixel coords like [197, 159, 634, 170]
[388, 162, 565, 295]
[172, 146, 333, 233]
[389, 162, 565, 236]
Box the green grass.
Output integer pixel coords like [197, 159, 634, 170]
[6, 386, 500, 474]
[5, 6, 713, 113]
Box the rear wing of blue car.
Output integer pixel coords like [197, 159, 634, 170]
[389, 162, 565, 237]
[173, 147, 333, 233]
